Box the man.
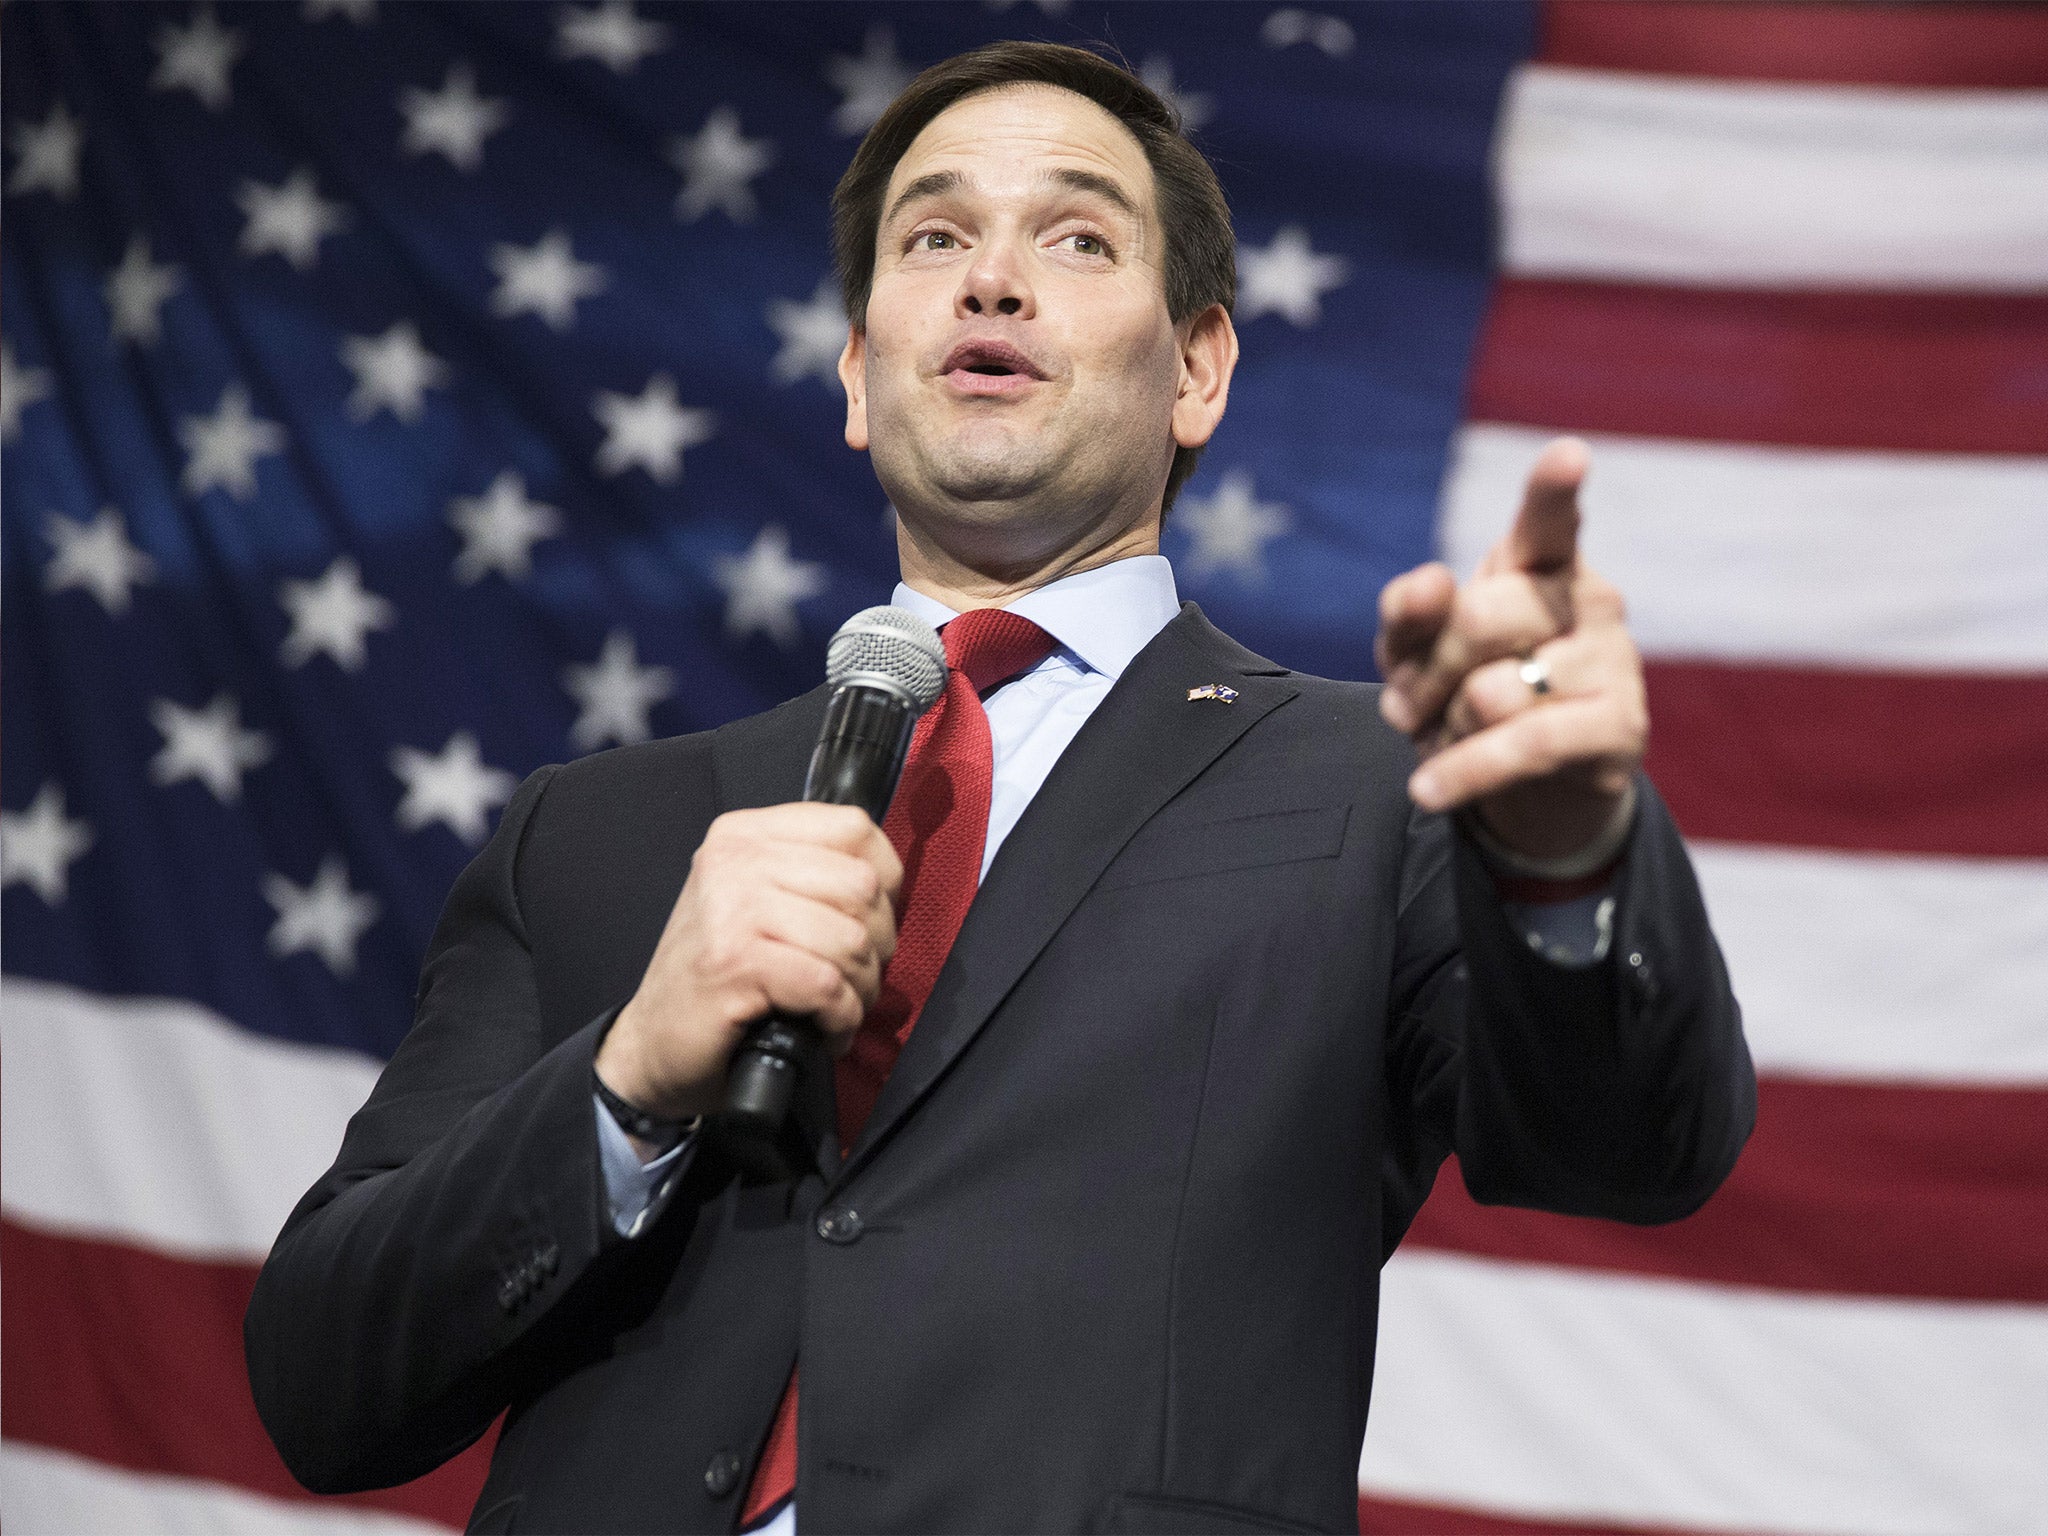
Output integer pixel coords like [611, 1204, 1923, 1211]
[246, 42, 1751, 1536]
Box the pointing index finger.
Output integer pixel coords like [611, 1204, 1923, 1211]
[1503, 436, 1588, 577]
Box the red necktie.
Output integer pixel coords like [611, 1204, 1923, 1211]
[741, 608, 1058, 1528]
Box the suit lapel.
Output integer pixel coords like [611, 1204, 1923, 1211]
[710, 685, 841, 1175]
[837, 604, 1299, 1184]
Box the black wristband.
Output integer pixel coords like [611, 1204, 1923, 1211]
[592, 1066, 697, 1147]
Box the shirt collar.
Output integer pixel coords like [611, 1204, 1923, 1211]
[889, 554, 1181, 681]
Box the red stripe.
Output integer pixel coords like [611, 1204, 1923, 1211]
[1641, 661, 2048, 860]
[1403, 1077, 2048, 1304]
[1540, 1, 2048, 88]
[0, 1218, 489, 1528]
[1361, 1490, 1753, 1536]
[1468, 280, 2048, 458]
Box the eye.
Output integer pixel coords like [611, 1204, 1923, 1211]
[1062, 231, 1111, 257]
[912, 230, 957, 251]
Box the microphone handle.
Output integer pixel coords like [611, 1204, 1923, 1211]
[722, 685, 918, 1147]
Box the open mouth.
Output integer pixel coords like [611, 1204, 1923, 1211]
[940, 338, 1046, 388]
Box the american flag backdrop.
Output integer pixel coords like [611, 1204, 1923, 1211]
[3, 2, 2045, 1531]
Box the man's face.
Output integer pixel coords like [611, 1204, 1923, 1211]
[841, 85, 1195, 567]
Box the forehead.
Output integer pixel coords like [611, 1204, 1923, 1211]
[886, 83, 1155, 212]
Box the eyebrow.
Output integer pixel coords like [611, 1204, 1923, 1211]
[1048, 166, 1140, 221]
[884, 170, 963, 228]
[882, 166, 1144, 228]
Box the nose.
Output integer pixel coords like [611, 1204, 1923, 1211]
[955, 238, 1034, 321]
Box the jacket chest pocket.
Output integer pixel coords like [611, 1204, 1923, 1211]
[1095, 803, 1350, 893]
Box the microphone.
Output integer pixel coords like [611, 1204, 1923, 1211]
[720, 605, 946, 1147]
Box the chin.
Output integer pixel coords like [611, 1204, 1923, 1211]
[933, 467, 1049, 507]
[920, 434, 1063, 509]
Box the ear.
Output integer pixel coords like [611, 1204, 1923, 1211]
[1170, 304, 1238, 452]
[839, 325, 869, 452]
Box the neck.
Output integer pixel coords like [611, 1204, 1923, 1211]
[893, 509, 1161, 612]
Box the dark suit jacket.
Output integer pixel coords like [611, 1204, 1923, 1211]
[245, 604, 1753, 1535]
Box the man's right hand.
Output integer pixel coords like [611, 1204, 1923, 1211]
[594, 803, 902, 1123]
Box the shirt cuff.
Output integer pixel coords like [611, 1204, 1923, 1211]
[594, 1095, 696, 1239]
[1502, 889, 1616, 969]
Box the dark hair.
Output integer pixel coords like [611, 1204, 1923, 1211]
[832, 40, 1236, 514]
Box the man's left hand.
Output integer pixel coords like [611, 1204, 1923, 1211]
[1374, 436, 1646, 862]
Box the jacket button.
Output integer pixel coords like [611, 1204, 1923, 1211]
[816, 1207, 864, 1244]
[703, 1447, 742, 1498]
[1626, 950, 1660, 1004]
[496, 1276, 524, 1314]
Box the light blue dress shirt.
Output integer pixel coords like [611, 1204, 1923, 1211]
[596, 553, 1608, 1236]
[893, 555, 1186, 881]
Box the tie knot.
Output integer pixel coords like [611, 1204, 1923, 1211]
[942, 607, 1059, 695]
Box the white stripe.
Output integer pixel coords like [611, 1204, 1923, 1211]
[0, 1442, 451, 1536]
[0, 976, 381, 1261]
[1496, 65, 2048, 291]
[1440, 424, 2048, 671]
[1693, 842, 2048, 1087]
[1361, 1250, 2048, 1536]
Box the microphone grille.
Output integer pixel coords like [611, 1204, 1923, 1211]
[826, 605, 947, 709]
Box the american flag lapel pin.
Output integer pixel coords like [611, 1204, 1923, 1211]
[1186, 683, 1239, 703]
